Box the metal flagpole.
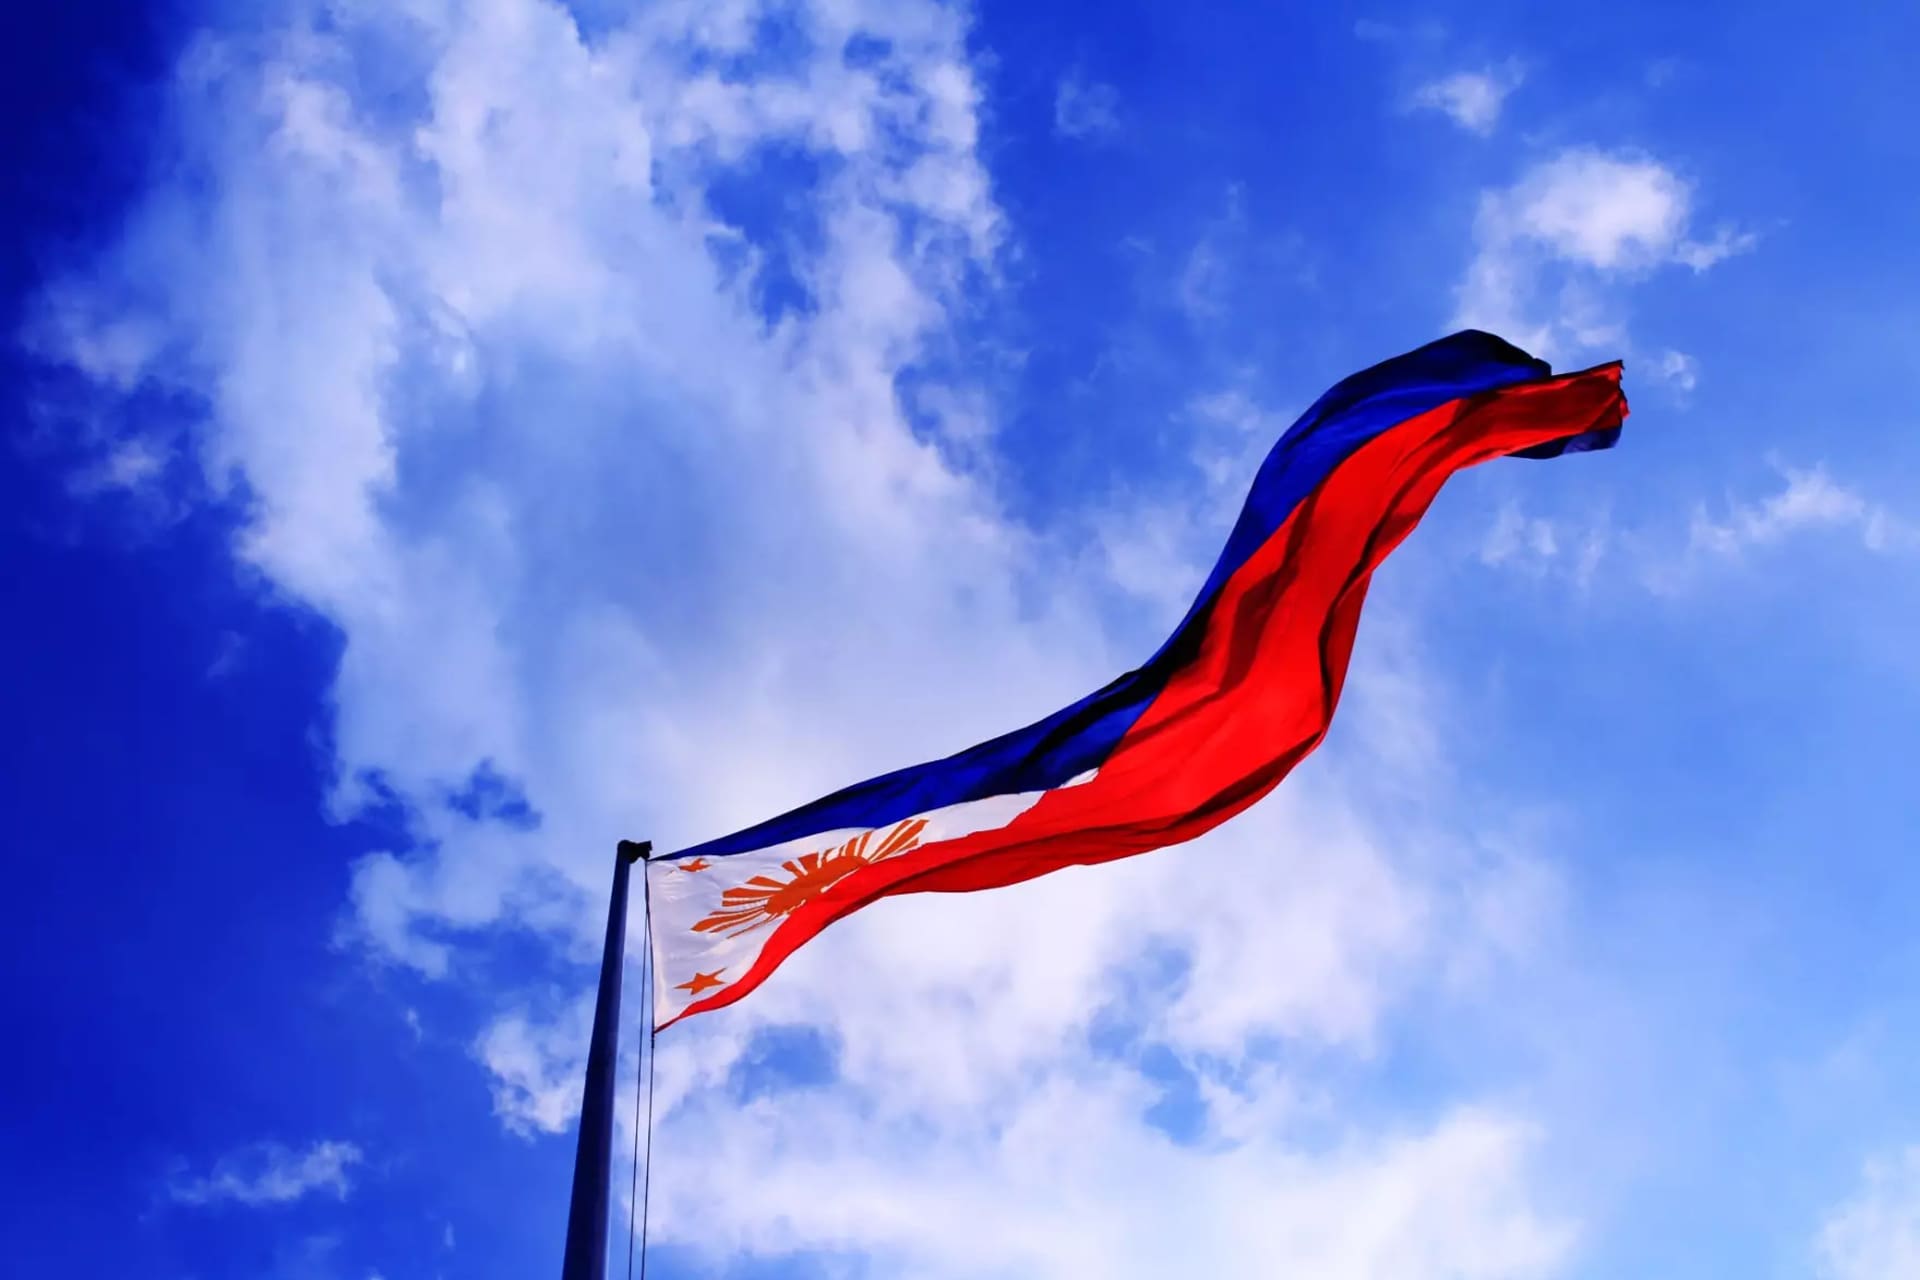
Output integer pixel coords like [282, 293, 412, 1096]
[560, 838, 651, 1280]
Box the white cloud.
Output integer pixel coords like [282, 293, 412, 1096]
[1818, 1147, 1920, 1280]
[1092, 387, 1289, 622]
[1413, 63, 1525, 136]
[68, 436, 168, 496]
[1485, 464, 1912, 597]
[1502, 152, 1690, 271]
[657, 1083, 1573, 1278]
[1171, 184, 1312, 322]
[475, 995, 595, 1136]
[1478, 501, 1610, 590]
[168, 1140, 364, 1207]
[1455, 148, 1755, 360]
[1656, 348, 1699, 393]
[1676, 224, 1762, 272]
[1054, 70, 1120, 139]
[1644, 57, 1684, 88]
[38, 1, 1582, 1273]
[1481, 501, 1560, 570]
[1175, 196, 1241, 321]
[1688, 464, 1917, 560]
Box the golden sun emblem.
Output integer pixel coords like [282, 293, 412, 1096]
[691, 817, 929, 939]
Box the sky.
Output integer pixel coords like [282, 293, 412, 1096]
[3, 1, 1919, 1277]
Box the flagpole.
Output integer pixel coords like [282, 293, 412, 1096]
[560, 838, 651, 1280]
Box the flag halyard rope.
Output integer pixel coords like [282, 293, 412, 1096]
[626, 863, 656, 1280]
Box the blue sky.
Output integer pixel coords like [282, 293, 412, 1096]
[5, 1, 1919, 1277]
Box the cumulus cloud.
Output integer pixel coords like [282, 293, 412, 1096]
[1818, 1147, 1920, 1280]
[37, 0, 1581, 1272]
[1498, 152, 1690, 270]
[657, 1083, 1573, 1278]
[1054, 70, 1120, 139]
[168, 1140, 364, 1207]
[1455, 148, 1755, 360]
[476, 996, 594, 1136]
[1413, 63, 1525, 135]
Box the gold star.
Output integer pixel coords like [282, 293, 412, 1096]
[676, 969, 726, 996]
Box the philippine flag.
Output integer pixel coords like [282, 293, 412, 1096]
[648, 330, 1627, 1028]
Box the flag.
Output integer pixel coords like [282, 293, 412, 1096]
[646, 330, 1627, 1028]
